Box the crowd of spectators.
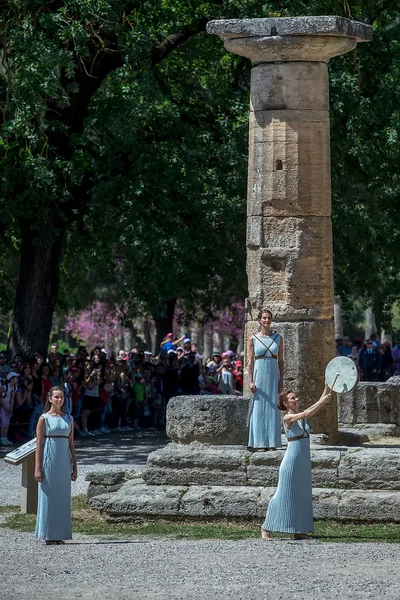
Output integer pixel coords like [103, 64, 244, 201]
[336, 333, 400, 382]
[0, 333, 244, 446]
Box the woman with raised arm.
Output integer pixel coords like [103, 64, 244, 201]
[260, 384, 333, 540]
[248, 309, 284, 451]
[35, 386, 77, 545]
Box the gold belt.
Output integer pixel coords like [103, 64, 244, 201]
[44, 435, 69, 438]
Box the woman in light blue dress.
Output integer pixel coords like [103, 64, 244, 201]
[248, 309, 284, 450]
[35, 386, 77, 545]
[261, 385, 333, 540]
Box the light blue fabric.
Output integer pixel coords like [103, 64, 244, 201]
[262, 419, 314, 534]
[35, 413, 73, 541]
[248, 334, 281, 449]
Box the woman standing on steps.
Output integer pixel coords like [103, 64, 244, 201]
[248, 309, 284, 451]
[260, 384, 333, 540]
[35, 386, 77, 545]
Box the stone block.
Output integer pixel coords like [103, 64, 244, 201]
[338, 378, 400, 425]
[250, 62, 328, 112]
[247, 116, 331, 218]
[312, 488, 341, 519]
[310, 450, 341, 487]
[338, 490, 400, 522]
[87, 483, 123, 500]
[143, 443, 249, 486]
[247, 450, 282, 487]
[166, 395, 250, 444]
[206, 17, 372, 42]
[85, 470, 127, 486]
[339, 448, 400, 490]
[180, 485, 264, 518]
[99, 485, 188, 517]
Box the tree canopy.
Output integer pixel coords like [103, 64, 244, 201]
[1, 0, 400, 353]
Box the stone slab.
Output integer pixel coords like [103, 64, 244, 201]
[143, 443, 249, 486]
[166, 395, 250, 444]
[207, 17, 372, 41]
[90, 483, 400, 523]
[142, 443, 400, 491]
[338, 378, 400, 425]
[339, 447, 400, 491]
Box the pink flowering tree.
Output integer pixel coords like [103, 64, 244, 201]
[64, 302, 129, 351]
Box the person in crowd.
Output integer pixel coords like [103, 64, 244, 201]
[151, 364, 165, 427]
[337, 335, 352, 357]
[0, 371, 19, 445]
[39, 363, 53, 402]
[163, 353, 179, 403]
[207, 351, 222, 370]
[142, 368, 155, 423]
[379, 342, 393, 381]
[47, 343, 62, 365]
[81, 365, 102, 436]
[20, 362, 32, 382]
[349, 345, 360, 366]
[49, 365, 62, 387]
[260, 384, 333, 540]
[112, 358, 132, 431]
[218, 357, 236, 394]
[183, 338, 192, 356]
[248, 308, 284, 452]
[392, 339, 400, 376]
[180, 352, 200, 395]
[233, 360, 244, 393]
[160, 333, 185, 352]
[29, 360, 44, 438]
[11, 377, 34, 441]
[131, 372, 146, 430]
[35, 386, 77, 544]
[359, 339, 380, 381]
[0, 351, 11, 381]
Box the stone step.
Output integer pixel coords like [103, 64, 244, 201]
[141, 442, 400, 490]
[88, 481, 400, 523]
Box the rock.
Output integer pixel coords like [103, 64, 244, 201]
[99, 485, 188, 517]
[89, 482, 400, 522]
[85, 470, 127, 486]
[143, 443, 249, 486]
[338, 379, 400, 425]
[338, 490, 400, 522]
[166, 396, 250, 445]
[247, 451, 283, 487]
[87, 483, 124, 500]
[339, 448, 400, 490]
[180, 486, 265, 518]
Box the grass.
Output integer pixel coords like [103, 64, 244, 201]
[1, 496, 400, 542]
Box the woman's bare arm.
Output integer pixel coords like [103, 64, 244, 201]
[35, 416, 46, 482]
[284, 385, 332, 425]
[248, 336, 256, 391]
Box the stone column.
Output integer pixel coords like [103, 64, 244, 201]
[208, 17, 371, 434]
[365, 307, 374, 340]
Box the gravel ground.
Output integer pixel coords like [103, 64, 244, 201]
[0, 526, 399, 600]
[0, 429, 169, 505]
[2, 430, 400, 599]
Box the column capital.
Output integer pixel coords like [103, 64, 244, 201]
[207, 16, 372, 63]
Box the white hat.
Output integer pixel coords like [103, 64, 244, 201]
[7, 371, 19, 380]
[144, 350, 152, 356]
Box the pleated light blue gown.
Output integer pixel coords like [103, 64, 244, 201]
[262, 419, 314, 534]
[248, 334, 282, 449]
[35, 413, 73, 541]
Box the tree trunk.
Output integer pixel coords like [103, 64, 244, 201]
[8, 225, 62, 359]
[154, 298, 177, 351]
